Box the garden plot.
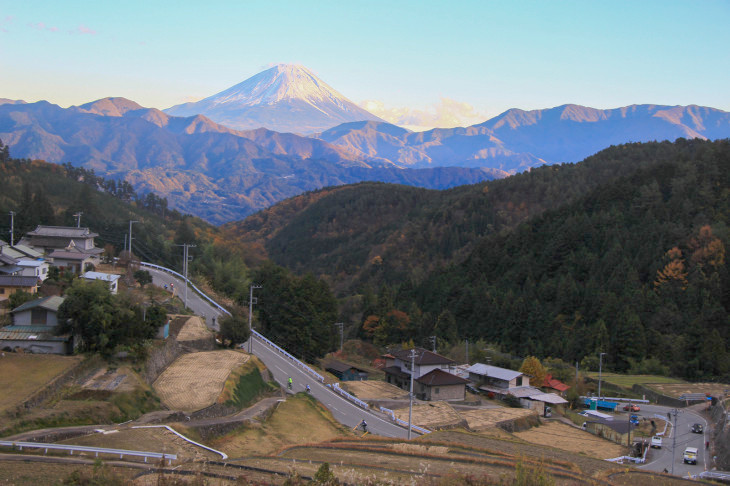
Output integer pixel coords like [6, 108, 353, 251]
[513, 421, 626, 459]
[153, 350, 249, 411]
[81, 366, 136, 392]
[342, 380, 409, 400]
[0, 353, 82, 413]
[648, 382, 729, 399]
[392, 401, 465, 430]
[459, 407, 537, 431]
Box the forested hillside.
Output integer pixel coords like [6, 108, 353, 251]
[226, 139, 730, 380]
[403, 139, 729, 379]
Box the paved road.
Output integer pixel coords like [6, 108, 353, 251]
[637, 404, 710, 477]
[248, 334, 413, 439]
[145, 266, 225, 331]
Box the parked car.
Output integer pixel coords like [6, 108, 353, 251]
[629, 414, 640, 425]
[691, 423, 704, 434]
[651, 435, 663, 448]
[623, 403, 640, 412]
[683, 447, 698, 464]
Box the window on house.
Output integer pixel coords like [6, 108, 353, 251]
[435, 388, 440, 394]
[517, 376, 523, 386]
[31, 308, 47, 325]
[0, 288, 5, 294]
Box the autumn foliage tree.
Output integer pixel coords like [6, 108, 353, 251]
[519, 356, 547, 387]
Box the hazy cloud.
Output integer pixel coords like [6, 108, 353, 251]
[29, 22, 46, 30]
[73, 24, 97, 35]
[360, 98, 487, 130]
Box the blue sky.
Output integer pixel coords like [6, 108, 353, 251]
[1, 0, 729, 126]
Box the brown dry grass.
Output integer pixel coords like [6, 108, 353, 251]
[392, 401, 465, 430]
[210, 394, 348, 458]
[459, 407, 537, 431]
[648, 382, 729, 399]
[513, 421, 626, 459]
[0, 353, 83, 413]
[175, 316, 213, 342]
[153, 350, 249, 411]
[342, 380, 409, 400]
[0, 460, 137, 485]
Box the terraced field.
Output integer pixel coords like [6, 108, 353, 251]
[153, 350, 249, 411]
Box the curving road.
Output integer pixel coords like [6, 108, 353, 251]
[637, 404, 710, 477]
[144, 266, 225, 331]
[248, 334, 413, 439]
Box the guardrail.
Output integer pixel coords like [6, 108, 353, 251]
[140, 261, 231, 316]
[329, 383, 369, 409]
[653, 414, 670, 436]
[252, 330, 324, 383]
[698, 471, 730, 481]
[0, 440, 176, 464]
[251, 330, 432, 435]
[606, 455, 644, 464]
[132, 425, 227, 460]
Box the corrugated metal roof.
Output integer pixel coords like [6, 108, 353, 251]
[11, 296, 65, 313]
[508, 386, 543, 398]
[0, 325, 69, 342]
[531, 393, 568, 404]
[81, 271, 120, 282]
[466, 363, 524, 381]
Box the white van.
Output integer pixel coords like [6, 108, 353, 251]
[683, 447, 698, 465]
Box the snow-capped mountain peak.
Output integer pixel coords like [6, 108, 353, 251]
[164, 64, 382, 134]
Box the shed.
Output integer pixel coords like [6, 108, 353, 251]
[325, 360, 369, 381]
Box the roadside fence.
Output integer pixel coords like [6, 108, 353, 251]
[140, 261, 231, 316]
[251, 330, 325, 384]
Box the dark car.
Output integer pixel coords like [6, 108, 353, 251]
[691, 423, 704, 434]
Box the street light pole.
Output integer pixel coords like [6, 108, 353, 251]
[9, 211, 15, 246]
[598, 352, 606, 399]
[407, 348, 417, 440]
[248, 284, 262, 353]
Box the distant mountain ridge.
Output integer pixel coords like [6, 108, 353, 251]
[318, 104, 730, 173]
[165, 64, 383, 134]
[0, 98, 500, 223]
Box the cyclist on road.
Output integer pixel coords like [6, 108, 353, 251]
[288, 377, 293, 389]
[306, 384, 311, 393]
[360, 420, 368, 432]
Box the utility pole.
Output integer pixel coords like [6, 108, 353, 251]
[128, 220, 138, 257]
[408, 348, 418, 439]
[598, 352, 606, 398]
[429, 336, 437, 353]
[248, 284, 262, 353]
[335, 323, 344, 352]
[177, 243, 196, 309]
[671, 410, 677, 475]
[74, 212, 82, 228]
[8, 211, 14, 246]
[465, 339, 469, 366]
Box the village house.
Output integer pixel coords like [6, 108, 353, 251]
[0, 295, 72, 354]
[466, 363, 528, 395]
[19, 226, 103, 273]
[0, 275, 40, 302]
[383, 347, 467, 401]
[81, 271, 121, 294]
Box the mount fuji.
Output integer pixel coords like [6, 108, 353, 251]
[165, 64, 383, 134]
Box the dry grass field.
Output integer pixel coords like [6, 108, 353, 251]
[513, 421, 626, 459]
[211, 394, 349, 458]
[153, 350, 249, 411]
[343, 380, 409, 400]
[0, 460, 138, 485]
[175, 316, 213, 342]
[392, 401, 465, 429]
[648, 382, 729, 399]
[459, 407, 537, 431]
[0, 353, 83, 413]
[59, 426, 221, 462]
